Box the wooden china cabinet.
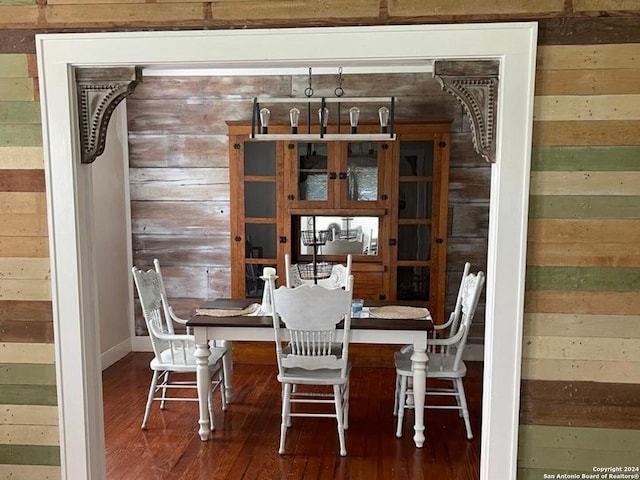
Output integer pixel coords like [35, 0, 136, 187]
[228, 121, 451, 324]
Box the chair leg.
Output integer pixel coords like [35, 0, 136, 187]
[342, 380, 350, 430]
[333, 385, 347, 456]
[208, 378, 216, 431]
[393, 373, 400, 416]
[455, 378, 473, 440]
[141, 370, 159, 430]
[160, 371, 170, 410]
[396, 374, 408, 438]
[219, 367, 227, 411]
[279, 383, 292, 454]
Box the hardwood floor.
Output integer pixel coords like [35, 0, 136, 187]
[103, 352, 482, 480]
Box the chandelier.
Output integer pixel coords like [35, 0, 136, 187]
[250, 67, 395, 141]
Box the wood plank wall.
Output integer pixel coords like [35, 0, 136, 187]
[127, 72, 489, 340]
[1, 2, 640, 478]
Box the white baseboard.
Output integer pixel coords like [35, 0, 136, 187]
[131, 335, 153, 352]
[100, 338, 133, 370]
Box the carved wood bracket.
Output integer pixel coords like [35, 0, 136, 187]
[75, 67, 142, 164]
[433, 60, 499, 163]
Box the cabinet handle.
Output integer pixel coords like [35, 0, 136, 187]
[435, 238, 444, 244]
[279, 236, 287, 244]
[439, 141, 447, 148]
[339, 172, 347, 180]
[381, 143, 389, 150]
[234, 236, 242, 242]
[329, 172, 337, 180]
[287, 194, 295, 200]
[233, 143, 241, 150]
[288, 143, 295, 150]
[380, 194, 388, 201]
[388, 238, 397, 246]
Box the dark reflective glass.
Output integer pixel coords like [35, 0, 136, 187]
[244, 142, 276, 176]
[399, 182, 433, 219]
[399, 141, 434, 176]
[245, 223, 276, 259]
[244, 182, 276, 218]
[398, 224, 431, 261]
[397, 266, 430, 300]
[245, 263, 276, 298]
[347, 142, 378, 201]
[298, 143, 328, 201]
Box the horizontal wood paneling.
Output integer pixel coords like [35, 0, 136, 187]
[534, 94, 640, 121]
[0, 258, 50, 279]
[0, 465, 60, 480]
[522, 358, 640, 383]
[526, 266, 640, 291]
[0, 300, 52, 322]
[0, 124, 42, 147]
[0, 101, 40, 123]
[532, 120, 640, 145]
[529, 195, 640, 218]
[527, 240, 640, 267]
[523, 336, 640, 362]
[214, 0, 379, 20]
[0, 405, 57, 426]
[129, 167, 230, 201]
[0, 237, 48, 258]
[132, 234, 231, 267]
[0, 78, 35, 102]
[387, 0, 565, 17]
[130, 201, 230, 235]
[0, 146, 42, 169]
[128, 134, 229, 168]
[538, 17, 640, 45]
[0, 343, 54, 364]
[0, 364, 56, 385]
[0, 426, 59, 446]
[537, 43, 640, 70]
[0, 444, 59, 466]
[524, 313, 640, 338]
[0, 385, 57, 406]
[518, 425, 640, 470]
[525, 290, 640, 315]
[0, 192, 46, 214]
[573, 0, 640, 13]
[0, 279, 50, 301]
[531, 146, 640, 171]
[520, 379, 640, 430]
[0, 169, 44, 192]
[0, 54, 29, 77]
[535, 69, 640, 95]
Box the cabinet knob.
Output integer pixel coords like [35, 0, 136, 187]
[388, 238, 397, 246]
[233, 143, 241, 150]
[339, 172, 347, 180]
[234, 236, 242, 242]
[435, 238, 444, 244]
[287, 194, 295, 200]
[279, 236, 287, 244]
[329, 172, 337, 180]
[380, 194, 388, 201]
[381, 144, 389, 150]
[288, 143, 295, 150]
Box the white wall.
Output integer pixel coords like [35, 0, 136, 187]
[92, 103, 134, 369]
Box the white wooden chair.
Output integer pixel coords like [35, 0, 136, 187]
[132, 266, 227, 430]
[284, 253, 353, 291]
[264, 274, 354, 456]
[393, 269, 485, 439]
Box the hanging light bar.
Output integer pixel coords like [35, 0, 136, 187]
[250, 96, 396, 141]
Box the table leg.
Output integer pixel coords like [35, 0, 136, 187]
[194, 339, 212, 441]
[411, 346, 428, 448]
[218, 339, 234, 402]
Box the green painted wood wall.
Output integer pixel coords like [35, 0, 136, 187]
[1, 2, 639, 479]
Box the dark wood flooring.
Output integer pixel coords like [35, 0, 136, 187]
[103, 352, 482, 480]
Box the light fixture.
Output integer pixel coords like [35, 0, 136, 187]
[289, 107, 300, 134]
[259, 107, 270, 134]
[250, 67, 395, 141]
[349, 107, 360, 133]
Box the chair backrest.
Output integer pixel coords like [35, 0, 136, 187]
[449, 262, 472, 338]
[132, 266, 191, 366]
[153, 258, 176, 335]
[448, 270, 485, 370]
[265, 275, 353, 377]
[285, 253, 353, 291]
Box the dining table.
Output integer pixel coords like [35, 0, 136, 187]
[186, 299, 433, 448]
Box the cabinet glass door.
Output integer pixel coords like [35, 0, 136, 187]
[296, 142, 329, 202]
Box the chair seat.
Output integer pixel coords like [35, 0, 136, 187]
[150, 346, 226, 373]
[394, 350, 467, 378]
[278, 363, 352, 386]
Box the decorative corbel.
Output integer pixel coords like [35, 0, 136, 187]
[433, 60, 499, 163]
[75, 67, 142, 164]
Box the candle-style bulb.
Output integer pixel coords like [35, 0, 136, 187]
[349, 107, 360, 134]
[289, 107, 300, 134]
[318, 107, 329, 134]
[378, 106, 390, 134]
[259, 107, 270, 134]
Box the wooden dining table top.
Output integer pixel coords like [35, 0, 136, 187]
[186, 298, 434, 332]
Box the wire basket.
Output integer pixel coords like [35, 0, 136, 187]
[301, 229, 330, 246]
[297, 262, 332, 280]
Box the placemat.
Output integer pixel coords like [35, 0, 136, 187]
[196, 303, 261, 317]
[369, 306, 431, 320]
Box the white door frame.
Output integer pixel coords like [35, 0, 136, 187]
[36, 23, 537, 480]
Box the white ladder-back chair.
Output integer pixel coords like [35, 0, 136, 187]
[153, 258, 191, 335]
[265, 274, 354, 456]
[393, 269, 485, 439]
[284, 253, 353, 290]
[132, 266, 227, 430]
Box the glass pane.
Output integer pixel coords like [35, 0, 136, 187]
[244, 142, 276, 176]
[245, 223, 276, 259]
[399, 141, 434, 176]
[397, 266, 430, 300]
[399, 182, 433, 219]
[244, 182, 276, 218]
[298, 143, 328, 201]
[245, 263, 276, 298]
[398, 224, 431, 261]
[347, 142, 378, 201]
[298, 216, 379, 256]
